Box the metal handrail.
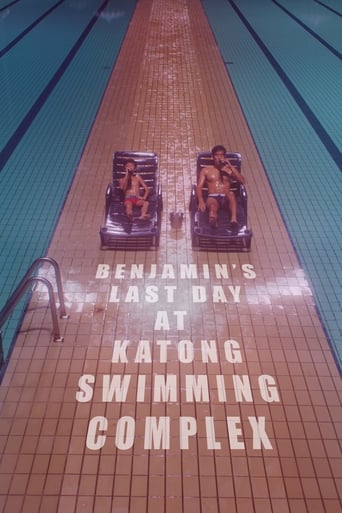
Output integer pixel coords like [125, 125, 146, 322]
[0, 258, 69, 375]
[0, 257, 69, 357]
[18, 257, 68, 319]
[0, 276, 64, 343]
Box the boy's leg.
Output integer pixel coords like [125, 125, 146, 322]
[137, 199, 150, 219]
[206, 197, 219, 227]
[227, 191, 237, 223]
[124, 200, 133, 220]
[227, 191, 239, 234]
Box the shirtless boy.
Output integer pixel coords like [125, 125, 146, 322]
[197, 145, 245, 233]
[119, 159, 150, 220]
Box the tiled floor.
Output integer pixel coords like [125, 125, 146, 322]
[0, 1, 341, 513]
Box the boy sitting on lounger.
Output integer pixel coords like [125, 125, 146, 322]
[197, 145, 245, 234]
[119, 159, 150, 220]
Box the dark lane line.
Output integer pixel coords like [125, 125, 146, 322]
[0, 0, 65, 58]
[0, 0, 110, 171]
[0, 0, 20, 13]
[313, 0, 342, 17]
[272, 0, 341, 59]
[227, 0, 342, 171]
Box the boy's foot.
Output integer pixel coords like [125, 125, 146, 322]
[209, 216, 217, 228]
[230, 221, 239, 235]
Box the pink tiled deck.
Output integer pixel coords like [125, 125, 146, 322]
[0, 1, 341, 513]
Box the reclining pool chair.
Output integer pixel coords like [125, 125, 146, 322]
[100, 151, 162, 250]
[189, 151, 252, 252]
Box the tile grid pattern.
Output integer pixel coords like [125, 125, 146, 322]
[0, 0, 137, 354]
[0, 1, 341, 513]
[201, 0, 342, 367]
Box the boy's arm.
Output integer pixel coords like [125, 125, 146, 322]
[119, 172, 129, 191]
[139, 176, 149, 200]
[221, 162, 245, 184]
[197, 168, 207, 212]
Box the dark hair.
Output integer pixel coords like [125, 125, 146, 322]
[124, 158, 137, 169]
[211, 145, 226, 156]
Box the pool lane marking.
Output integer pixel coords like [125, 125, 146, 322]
[0, 0, 110, 171]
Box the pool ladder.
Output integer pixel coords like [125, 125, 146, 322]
[0, 257, 69, 368]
